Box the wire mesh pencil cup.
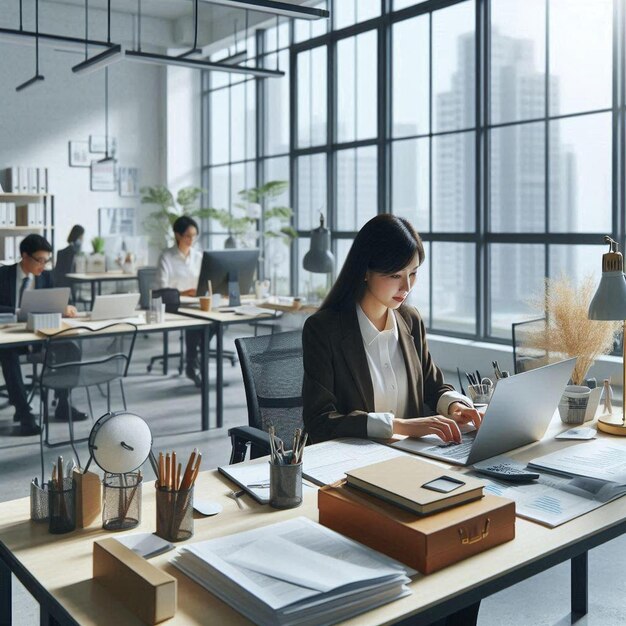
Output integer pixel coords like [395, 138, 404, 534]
[102, 472, 142, 531]
[30, 480, 49, 522]
[155, 483, 194, 542]
[48, 477, 76, 534]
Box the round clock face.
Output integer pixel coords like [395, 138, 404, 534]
[90, 412, 153, 474]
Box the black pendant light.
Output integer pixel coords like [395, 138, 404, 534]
[15, 0, 44, 92]
[303, 214, 334, 274]
[72, 0, 121, 75]
[97, 67, 116, 164]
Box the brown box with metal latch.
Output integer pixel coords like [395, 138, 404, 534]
[318, 482, 515, 574]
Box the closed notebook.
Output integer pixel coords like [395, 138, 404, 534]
[345, 456, 484, 516]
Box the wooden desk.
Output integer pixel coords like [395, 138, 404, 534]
[177, 307, 279, 429]
[0, 314, 216, 431]
[1, 451, 626, 626]
[65, 272, 139, 307]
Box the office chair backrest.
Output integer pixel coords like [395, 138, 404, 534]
[137, 267, 159, 310]
[152, 288, 180, 313]
[40, 323, 138, 390]
[235, 330, 304, 445]
[53, 247, 76, 288]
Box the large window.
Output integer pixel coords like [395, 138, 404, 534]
[203, 0, 622, 343]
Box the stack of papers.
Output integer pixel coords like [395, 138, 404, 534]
[172, 517, 413, 626]
[115, 533, 174, 558]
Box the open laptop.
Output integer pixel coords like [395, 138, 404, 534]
[18, 288, 70, 322]
[82, 293, 141, 321]
[392, 358, 576, 466]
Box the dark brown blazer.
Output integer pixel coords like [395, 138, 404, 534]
[302, 305, 454, 443]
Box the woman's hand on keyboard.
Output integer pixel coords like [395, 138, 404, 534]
[448, 402, 483, 430]
[393, 416, 462, 443]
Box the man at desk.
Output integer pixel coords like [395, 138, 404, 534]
[156, 216, 204, 386]
[0, 234, 87, 435]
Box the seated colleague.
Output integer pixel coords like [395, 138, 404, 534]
[302, 215, 483, 626]
[0, 234, 88, 436]
[156, 215, 204, 386]
[54, 224, 85, 293]
[303, 214, 482, 443]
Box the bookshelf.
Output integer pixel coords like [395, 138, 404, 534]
[0, 193, 54, 265]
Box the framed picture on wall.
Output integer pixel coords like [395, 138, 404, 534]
[119, 167, 140, 197]
[89, 135, 117, 155]
[90, 160, 117, 192]
[68, 141, 90, 167]
[98, 207, 136, 237]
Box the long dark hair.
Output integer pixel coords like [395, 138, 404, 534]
[67, 224, 85, 244]
[321, 214, 425, 312]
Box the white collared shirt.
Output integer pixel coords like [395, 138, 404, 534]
[15, 262, 34, 307]
[156, 245, 203, 292]
[356, 305, 473, 439]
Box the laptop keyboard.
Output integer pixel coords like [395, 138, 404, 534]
[424, 432, 477, 460]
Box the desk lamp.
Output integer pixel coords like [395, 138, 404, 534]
[588, 236, 626, 435]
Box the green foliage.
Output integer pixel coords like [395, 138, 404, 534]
[141, 185, 212, 248]
[91, 237, 105, 254]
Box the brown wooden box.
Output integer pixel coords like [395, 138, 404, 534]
[93, 538, 177, 624]
[318, 483, 515, 574]
[73, 469, 101, 528]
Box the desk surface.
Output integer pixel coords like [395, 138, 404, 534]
[2, 423, 626, 625]
[65, 272, 138, 282]
[178, 306, 275, 324]
[0, 313, 210, 347]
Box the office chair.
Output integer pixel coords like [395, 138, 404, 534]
[137, 266, 159, 310]
[511, 317, 550, 374]
[53, 247, 89, 309]
[39, 323, 138, 466]
[229, 330, 304, 464]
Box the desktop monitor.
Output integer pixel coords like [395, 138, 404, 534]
[197, 249, 260, 297]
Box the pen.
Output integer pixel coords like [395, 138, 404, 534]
[246, 482, 271, 489]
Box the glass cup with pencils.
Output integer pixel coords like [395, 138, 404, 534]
[102, 471, 142, 531]
[155, 448, 201, 542]
[268, 427, 307, 510]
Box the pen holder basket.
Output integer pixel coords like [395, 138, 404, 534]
[558, 385, 591, 425]
[48, 478, 76, 535]
[269, 461, 303, 510]
[30, 481, 49, 522]
[467, 384, 493, 406]
[155, 484, 194, 542]
[102, 473, 142, 531]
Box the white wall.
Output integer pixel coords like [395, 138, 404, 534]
[0, 3, 174, 262]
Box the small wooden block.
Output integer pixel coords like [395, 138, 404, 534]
[93, 538, 177, 624]
[73, 469, 101, 528]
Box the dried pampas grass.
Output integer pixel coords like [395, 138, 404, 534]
[522, 275, 620, 385]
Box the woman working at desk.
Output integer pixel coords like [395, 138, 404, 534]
[302, 214, 482, 625]
[156, 216, 204, 386]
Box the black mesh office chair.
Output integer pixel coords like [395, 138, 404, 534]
[39, 323, 137, 465]
[229, 330, 304, 464]
[53, 247, 88, 309]
[137, 266, 158, 311]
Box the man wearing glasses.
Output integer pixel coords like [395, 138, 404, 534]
[0, 234, 86, 436]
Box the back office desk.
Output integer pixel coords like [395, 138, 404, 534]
[65, 272, 139, 308]
[177, 306, 280, 429]
[0, 314, 216, 431]
[2, 419, 626, 626]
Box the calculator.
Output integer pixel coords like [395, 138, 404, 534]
[474, 463, 539, 482]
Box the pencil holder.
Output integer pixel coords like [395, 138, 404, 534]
[48, 478, 76, 535]
[155, 484, 194, 542]
[102, 473, 142, 531]
[467, 383, 493, 406]
[269, 461, 302, 509]
[558, 385, 591, 425]
[30, 481, 49, 522]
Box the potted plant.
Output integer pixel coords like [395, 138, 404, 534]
[87, 236, 107, 273]
[141, 186, 214, 250]
[522, 275, 620, 423]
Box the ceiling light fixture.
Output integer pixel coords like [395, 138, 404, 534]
[125, 0, 284, 77]
[15, 0, 44, 92]
[200, 0, 329, 20]
[97, 67, 116, 164]
[72, 0, 121, 75]
[0, 27, 115, 53]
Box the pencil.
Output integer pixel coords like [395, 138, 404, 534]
[158, 452, 164, 488]
[180, 448, 197, 491]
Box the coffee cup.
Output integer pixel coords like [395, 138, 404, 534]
[199, 296, 212, 312]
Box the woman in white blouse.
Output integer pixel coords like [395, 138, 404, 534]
[156, 215, 204, 385]
[302, 214, 482, 444]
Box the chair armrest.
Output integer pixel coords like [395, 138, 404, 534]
[228, 426, 274, 464]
